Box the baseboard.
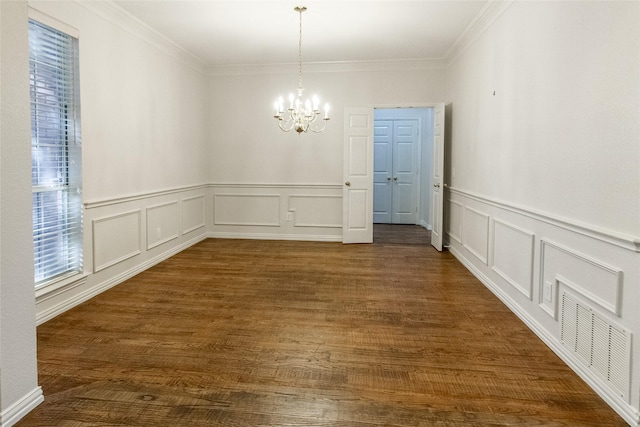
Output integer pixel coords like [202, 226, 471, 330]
[448, 245, 640, 426]
[208, 231, 342, 242]
[36, 234, 208, 325]
[418, 220, 432, 230]
[0, 387, 43, 427]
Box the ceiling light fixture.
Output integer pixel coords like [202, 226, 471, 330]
[273, 6, 329, 134]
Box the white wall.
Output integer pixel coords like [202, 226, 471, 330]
[0, 2, 43, 425]
[208, 65, 446, 185]
[207, 65, 446, 240]
[447, 1, 639, 237]
[445, 2, 640, 424]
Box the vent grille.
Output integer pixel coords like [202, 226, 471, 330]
[560, 291, 631, 402]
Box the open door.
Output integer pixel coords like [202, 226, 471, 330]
[343, 107, 374, 243]
[431, 103, 446, 251]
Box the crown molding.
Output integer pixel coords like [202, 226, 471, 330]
[445, 0, 515, 66]
[207, 58, 447, 77]
[75, 0, 206, 74]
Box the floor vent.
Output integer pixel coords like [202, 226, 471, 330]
[560, 291, 631, 402]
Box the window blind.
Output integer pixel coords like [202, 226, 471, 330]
[29, 19, 83, 285]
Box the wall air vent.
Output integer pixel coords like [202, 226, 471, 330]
[560, 291, 631, 402]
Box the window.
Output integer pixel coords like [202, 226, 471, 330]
[29, 18, 82, 286]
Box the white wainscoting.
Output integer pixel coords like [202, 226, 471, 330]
[210, 184, 342, 241]
[446, 187, 640, 426]
[36, 185, 209, 326]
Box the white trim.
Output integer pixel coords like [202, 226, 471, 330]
[418, 220, 432, 231]
[445, 0, 515, 66]
[448, 187, 640, 252]
[0, 387, 43, 427]
[208, 231, 341, 242]
[75, 0, 205, 73]
[207, 58, 446, 77]
[448, 245, 640, 427]
[85, 184, 339, 209]
[28, 7, 79, 38]
[36, 273, 88, 304]
[84, 184, 208, 209]
[210, 183, 341, 190]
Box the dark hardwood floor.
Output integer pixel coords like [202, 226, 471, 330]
[19, 225, 627, 426]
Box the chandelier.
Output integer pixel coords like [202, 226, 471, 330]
[273, 6, 329, 134]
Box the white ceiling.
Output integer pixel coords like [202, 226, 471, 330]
[113, 1, 489, 67]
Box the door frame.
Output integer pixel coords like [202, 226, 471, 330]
[343, 102, 446, 246]
[373, 109, 428, 225]
[374, 103, 442, 230]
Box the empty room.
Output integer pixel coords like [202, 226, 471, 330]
[1, 0, 639, 426]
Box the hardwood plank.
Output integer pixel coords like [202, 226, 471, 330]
[19, 226, 627, 426]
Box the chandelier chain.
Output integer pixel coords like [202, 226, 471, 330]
[273, 5, 329, 134]
[297, 7, 303, 90]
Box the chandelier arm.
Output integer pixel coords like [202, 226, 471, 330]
[277, 118, 295, 132]
[309, 120, 329, 133]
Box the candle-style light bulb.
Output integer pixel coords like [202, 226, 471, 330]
[324, 104, 330, 119]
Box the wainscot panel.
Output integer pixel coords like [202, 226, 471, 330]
[491, 219, 535, 299]
[289, 195, 342, 228]
[462, 206, 489, 265]
[214, 194, 280, 226]
[146, 201, 179, 249]
[182, 194, 206, 234]
[540, 239, 622, 318]
[92, 210, 141, 272]
[447, 199, 463, 244]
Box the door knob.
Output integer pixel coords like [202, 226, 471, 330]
[345, 181, 351, 187]
[386, 177, 391, 181]
[433, 183, 441, 188]
[393, 177, 398, 181]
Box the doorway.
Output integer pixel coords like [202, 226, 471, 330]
[373, 108, 434, 229]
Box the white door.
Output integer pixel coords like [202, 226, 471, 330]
[391, 120, 419, 224]
[431, 103, 446, 251]
[373, 119, 419, 224]
[343, 107, 374, 244]
[373, 121, 393, 223]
